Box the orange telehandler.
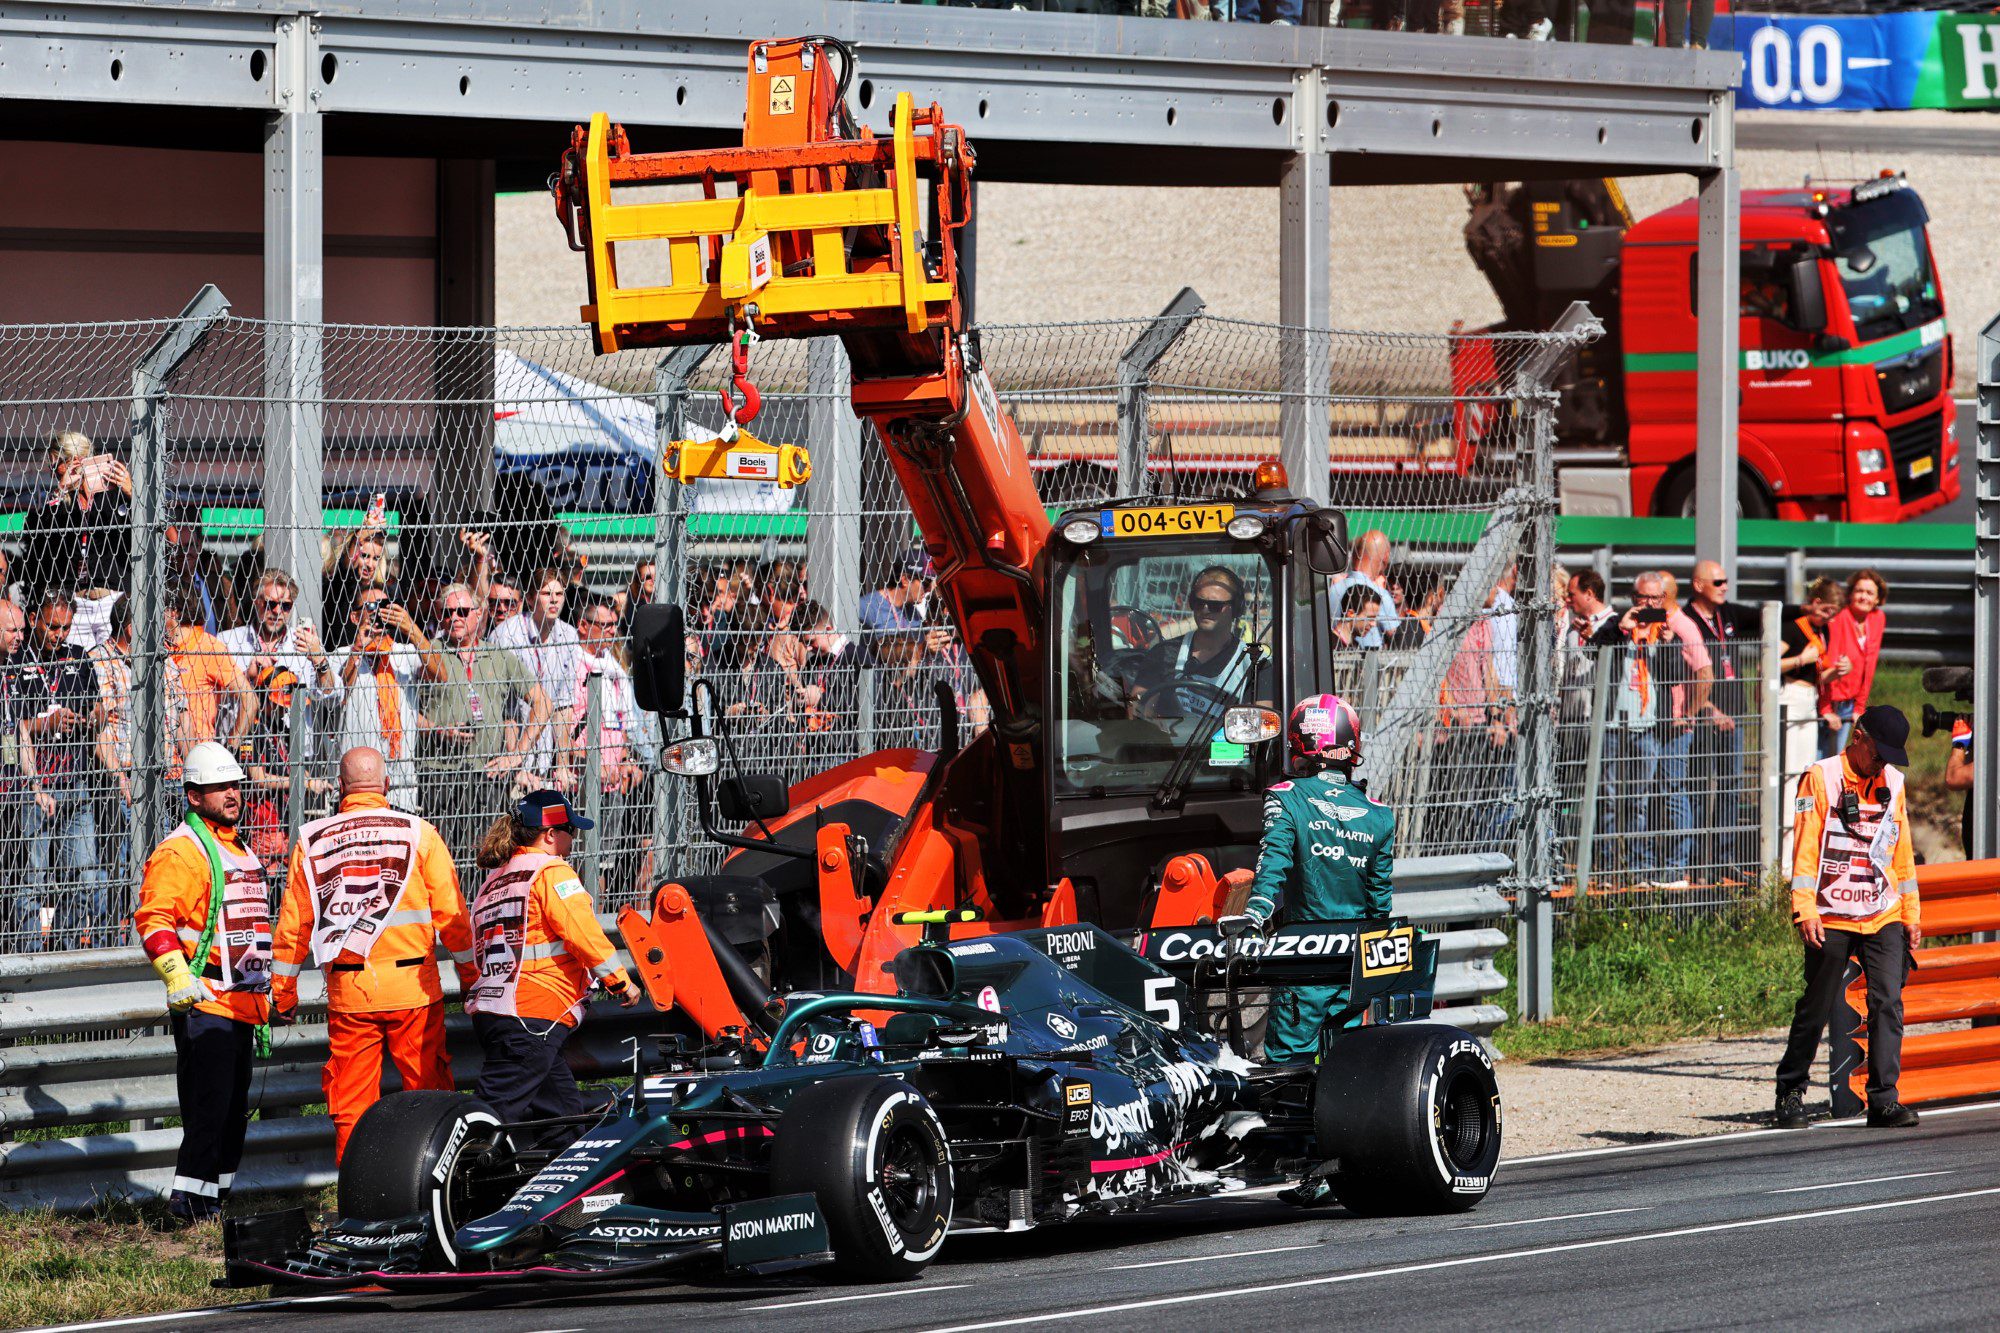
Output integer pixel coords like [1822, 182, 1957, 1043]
[552, 36, 1358, 1043]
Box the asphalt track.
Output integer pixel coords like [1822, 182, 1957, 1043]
[32, 1100, 2000, 1333]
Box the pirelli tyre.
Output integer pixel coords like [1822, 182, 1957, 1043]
[337, 1090, 505, 1268]
[1313, 1023, 1501, 1215]
[770, 1077, 953, 1281]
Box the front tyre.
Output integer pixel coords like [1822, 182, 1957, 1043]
[1313, 1024, 1501, 1215]
[337, 1090, 505, 1268]
[770, 1078, 953, 1281]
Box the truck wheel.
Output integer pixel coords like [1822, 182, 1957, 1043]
[1653, 465, 1773, 519]
[337, 1090, 505, 1268]
[1313, 1024, 1501, 1215]
[770, 1077, 953, 1281]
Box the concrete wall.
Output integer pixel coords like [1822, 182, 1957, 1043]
[0, 142, 440, 324]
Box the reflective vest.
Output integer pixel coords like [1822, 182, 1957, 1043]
[271, 797, 475, 1014]
[1808, 755, 1906, 926]
[159, 823, 271, 999]
[296, 808, 425, 967]
[466, 852, 622, 1025]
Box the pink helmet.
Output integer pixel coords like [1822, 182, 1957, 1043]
[1289, 693, 1362, 768]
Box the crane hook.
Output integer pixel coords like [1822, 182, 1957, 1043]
[720, 315, 762, 426]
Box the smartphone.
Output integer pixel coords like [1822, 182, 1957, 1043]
[78, 454, 115, 496]
[1633, 607, 1668, 625]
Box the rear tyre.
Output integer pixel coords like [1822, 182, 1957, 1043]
[770, 1077, 953, 1281]
[1313, 1024, 1502, 1215]
[337, 1090, 504, 1267]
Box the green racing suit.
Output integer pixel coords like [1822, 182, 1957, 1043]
[1244, 768, 1396, 1063]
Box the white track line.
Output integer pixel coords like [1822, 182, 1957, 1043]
[922, 1186, 2000, 1332]
[1771, 1170, 1954, 1194]
[23, 1296, 357, 1333]
[1453, 1206, 1652, 1230]
[747, 1283, 971, 1311]
[1112, 1242, 1322, 1270]
[1501, 1098, 2000, 1167]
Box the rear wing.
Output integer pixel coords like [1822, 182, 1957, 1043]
[1139, 919, 1437, 1025]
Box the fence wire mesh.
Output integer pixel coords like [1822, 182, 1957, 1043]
[0, 296, 1825, 960]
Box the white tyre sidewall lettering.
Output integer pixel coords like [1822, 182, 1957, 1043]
[428, 1109, 500, 1267]
[861, 1087, 952, 1264]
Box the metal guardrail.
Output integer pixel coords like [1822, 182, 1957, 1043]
[1394, 852, 1512, 1041]
[0, 854, 1513, 1211]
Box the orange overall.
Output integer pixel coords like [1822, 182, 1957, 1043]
[271, 794, 475, 1159]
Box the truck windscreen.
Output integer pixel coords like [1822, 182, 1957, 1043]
[1827, 190, 1940, 343]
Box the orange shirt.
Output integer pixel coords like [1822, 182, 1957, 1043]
[271, 794, 475, 1014]
[135, 822, 271, 1025]
[173, 627, 237, 743]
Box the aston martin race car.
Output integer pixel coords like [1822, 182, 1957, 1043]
[222, 915, 1500, 1290]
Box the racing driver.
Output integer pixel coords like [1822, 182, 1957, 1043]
[1234, 693, 1395, 1064]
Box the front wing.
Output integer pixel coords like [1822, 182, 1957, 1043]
[220, 1195, 832, 1291]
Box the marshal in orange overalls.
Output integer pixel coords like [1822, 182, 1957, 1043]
[271, 793, 476, 1159]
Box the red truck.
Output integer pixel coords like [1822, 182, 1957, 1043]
[1458, 173, 1958, 521]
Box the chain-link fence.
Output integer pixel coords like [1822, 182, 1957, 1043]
[665, 311, 1587, 910]
[0, 289, 1839, 963]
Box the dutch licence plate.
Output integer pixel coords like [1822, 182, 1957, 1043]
[1102, 505, 1235, 539]
[1910, 456, 1935, 478]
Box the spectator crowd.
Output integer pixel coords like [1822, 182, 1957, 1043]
[0, 426, 1895, 951]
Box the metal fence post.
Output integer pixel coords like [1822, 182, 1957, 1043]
[1115, 288, 1205, 499]
[128, 286, 232, 882]
[582, 668, 604, 898]
[1974, 312, 2000, 865]
[1573, 644, 1615, 910]
[858, 666, 876, 754]
[265, 13, 325, 629]
[650, 344, 711, 888]
[1759, 600, 1783, 880]
[1785, 549, 1807, 605]
[1279, 67, 1331, 508]
[1509, 303, 1594, 1024]
[807, 338, 863, 633]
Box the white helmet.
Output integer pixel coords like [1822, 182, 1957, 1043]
[183, 741, 245, 786]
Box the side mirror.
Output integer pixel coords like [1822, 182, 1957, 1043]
[630, 603, 687, 716]
[717, 773, 788, 823]
[1305, 509, 1349, 577]
[1787, 254, 1828, 333]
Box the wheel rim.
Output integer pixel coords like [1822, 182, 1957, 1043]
[439, 1122, 501, 1235]
[878, 1124, 942, 1235]
[1435, 1069, 1492, 1171]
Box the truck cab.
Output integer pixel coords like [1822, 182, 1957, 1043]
[1460, 174, 1958, 522]
[1620, 173, 1957, 521]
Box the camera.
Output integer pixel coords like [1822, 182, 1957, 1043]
[1920, 664, 1972, 738]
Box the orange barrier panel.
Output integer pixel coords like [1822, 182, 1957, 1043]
[1837, 858, 2000, 1115]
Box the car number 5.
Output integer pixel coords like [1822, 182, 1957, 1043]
[1143, 977, 1182, 1030]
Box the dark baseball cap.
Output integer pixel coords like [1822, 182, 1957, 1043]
[515, 789, 594, 832]
[1856, 704, 1910, 767]
[896, 548, 933, 581]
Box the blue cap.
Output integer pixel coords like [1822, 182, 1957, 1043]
[515, 789, 594, 832]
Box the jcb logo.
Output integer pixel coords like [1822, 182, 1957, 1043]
[1359, 926, 1414, 977]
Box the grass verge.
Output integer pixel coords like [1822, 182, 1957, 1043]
[0, 1197, 279, 1328]
[1492, 884, 1801, 1062]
